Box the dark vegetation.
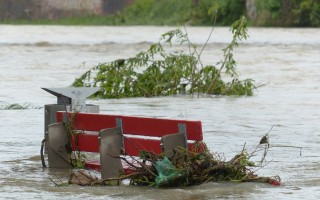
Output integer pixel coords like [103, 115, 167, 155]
[105, 0, 320, 27]
[253, 0, 320, 27]
[1, 0, 320, 27]
[67, 143, 281, 187]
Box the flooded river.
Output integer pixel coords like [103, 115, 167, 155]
[0, 25, 319, 199]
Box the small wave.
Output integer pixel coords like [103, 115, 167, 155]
[0, 102, 42, 110]
[1, 39, 319, 47]
[35, 41, 52, 47]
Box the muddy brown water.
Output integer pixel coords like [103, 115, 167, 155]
[0, 25, 319, 199]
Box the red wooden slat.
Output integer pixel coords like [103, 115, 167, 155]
[70, 133, 99, 153]
[121, 116, 203, 140]
[70, 133, 163, 156]
[124, 138, 162, 156]
[57, 112, 120, 131]
[85, 160, 101, 171]
[56, 112, 203, 140]
[70, 133, 205, 156]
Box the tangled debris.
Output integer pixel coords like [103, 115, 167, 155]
[67, 138, 281, 187]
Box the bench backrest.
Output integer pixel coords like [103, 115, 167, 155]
[56, 111, 203, 156]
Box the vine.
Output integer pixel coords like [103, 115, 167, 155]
[63, 112, 87, 169]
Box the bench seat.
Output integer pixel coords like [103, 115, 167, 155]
[47, 111, 204, 180]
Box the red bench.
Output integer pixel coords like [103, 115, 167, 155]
[47, 111, 204, 180]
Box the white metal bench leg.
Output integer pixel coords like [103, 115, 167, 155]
[99, 127, 124, 181]
[47, 122, 71, 168]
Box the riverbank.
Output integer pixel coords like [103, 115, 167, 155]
[1, 0, 320, 27]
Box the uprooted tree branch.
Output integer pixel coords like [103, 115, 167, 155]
[72, 16, 255, 98]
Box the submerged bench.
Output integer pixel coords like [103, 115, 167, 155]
[47, 111, 204, 180]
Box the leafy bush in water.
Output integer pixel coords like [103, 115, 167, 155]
[72, 17, 254, 98]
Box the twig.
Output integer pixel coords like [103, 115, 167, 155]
[270, 145, 303, 156]
[78, 170, 97, 182]
[110, 155, 141, 170]
[198, 10, 218, 59]
[49, 177, 59, 186]
[103, 172, 145, 182]
[241, 142, 247, 153]
[206, 17, 246, 93]
[182, 26, 199, 96]
[254, 82, 270, 89]
[109, 153, 157, 177]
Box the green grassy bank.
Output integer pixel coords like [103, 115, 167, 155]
[1, 0, 320, 27]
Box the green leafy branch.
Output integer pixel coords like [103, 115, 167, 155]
[73, 16, 254, 98]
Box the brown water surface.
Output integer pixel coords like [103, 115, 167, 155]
[0, 25, 319, 199]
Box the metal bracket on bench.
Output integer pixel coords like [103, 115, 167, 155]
[178, 123, 188, 149]
[99, 127, 124, 181]
[161, 123, 188, 160]
[47, 122, 72, 168]
[116, 118, 125, 153]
